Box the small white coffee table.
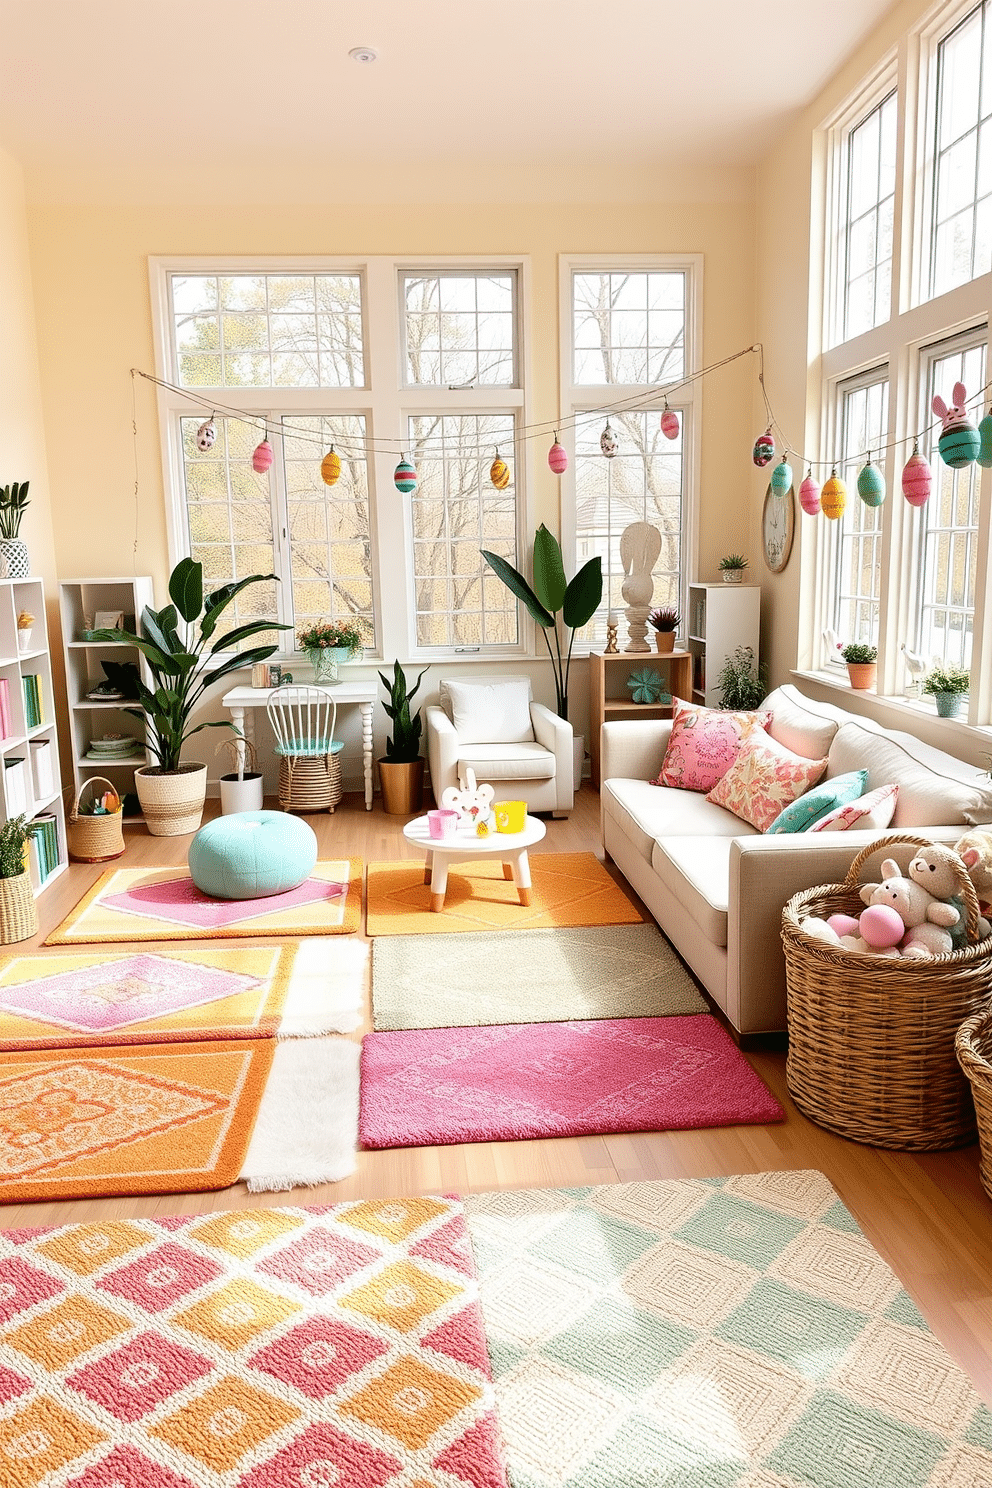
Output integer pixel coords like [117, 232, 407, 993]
[403, 814, 547, 913]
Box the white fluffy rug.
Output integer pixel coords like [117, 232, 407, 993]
[280, 937, 366, 1036]
[240, 1036, 360, 1191]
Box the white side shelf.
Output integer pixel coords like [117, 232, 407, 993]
[686, 583, 761, 707]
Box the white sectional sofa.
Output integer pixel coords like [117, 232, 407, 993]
[600, 684, 992, 1037]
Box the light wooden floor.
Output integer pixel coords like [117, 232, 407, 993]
[5, 786, 991, 1403]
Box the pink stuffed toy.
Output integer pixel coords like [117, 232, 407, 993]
[801, 904, 905, 957]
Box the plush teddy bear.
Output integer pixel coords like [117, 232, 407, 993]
[954, 830, 992, 917]
[859, 858, 958, 959]
[907, 843, 992, 949]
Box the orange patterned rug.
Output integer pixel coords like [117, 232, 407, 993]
[365, 851, 645, 936]
[0, 1040, 273, 1202]
[46, 860, 363, 945]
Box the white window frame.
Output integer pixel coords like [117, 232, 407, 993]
[557, 253, 703, 648]
[149, 254, 534, 664]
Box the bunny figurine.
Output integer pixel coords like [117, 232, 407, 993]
[932, 381, 980, 469]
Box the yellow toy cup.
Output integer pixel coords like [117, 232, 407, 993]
[493, 800, 527, 834]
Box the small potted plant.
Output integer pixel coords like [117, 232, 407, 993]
[0, 814, 39, 943]
[719, 553, 748, 584]
[297, 619, 364, 684]
[647, 605, 681, 654]
[716, 645, 768, 710]
[16, 611, 34, 653]
[0, 482, 30, 578]
[377, 660, 428, 815]
[922, 663, 970, 719]
[840, 641, 878, 690]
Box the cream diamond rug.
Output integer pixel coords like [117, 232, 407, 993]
[464, 1170, 992, 1487]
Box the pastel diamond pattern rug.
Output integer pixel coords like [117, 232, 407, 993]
[359, 1016, 784, 1148]
[46, 860, 363, 945]
[0, 1197, 505, 1488]
[464, 1170, 992, 1487]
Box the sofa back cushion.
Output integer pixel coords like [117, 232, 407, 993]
[762, 684, 846, 760]
[827, 720, 992, 826]
[441, 677, 535, 745]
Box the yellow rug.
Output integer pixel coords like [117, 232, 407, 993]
[366, 851, 645, 936]
[0, 1039, 273, 1202]
[46, 860, 363, 945]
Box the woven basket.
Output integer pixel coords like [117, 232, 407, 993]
[278, 752, 342, 814]
[781, 833, 992, 1151]
[67, 776, 125, 862]
[0, 872, 37, 944]
[956, 1006, 992, 1200]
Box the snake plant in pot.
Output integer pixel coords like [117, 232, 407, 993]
[92, 558, 290, 835]
[377, 660, 428, 815]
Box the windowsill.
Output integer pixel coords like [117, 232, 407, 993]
[792, 668, 992, 751]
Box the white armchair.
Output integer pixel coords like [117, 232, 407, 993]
[426, 675, 574, 817]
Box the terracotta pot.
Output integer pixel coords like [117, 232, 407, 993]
[378, 757, 425, 816]
[135, 763, 208, 836]
[846, 663, 877, 691]
[654, 631, 676, 653]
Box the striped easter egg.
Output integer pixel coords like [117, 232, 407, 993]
[394, 457, 418, 494]
[753, 428, 775, 467]
[252, 439, 273, 474]
[320, 447, 341, 485]
[660, 408, 680, 440]
[901, 448, 931, 506]
[938, 424, 980, 469]
[770, 459, 793, 496]
[977, 412, 992, 469]
[857, 460, 886, 507]
[548, 439, 568, 474]
[490, 453, 511, 490]
[820, 471, 847, 519]
[799, 472, 821, 515]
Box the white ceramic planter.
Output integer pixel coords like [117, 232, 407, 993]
[135, 763, 208, 836]
[220, 772, 265, 814]
[16, 629, 32, 653]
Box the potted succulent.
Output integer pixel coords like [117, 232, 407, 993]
[297, 619, 363, 684]
[922, 663, 970, 719]
[377, 660, 428, 815]
[0, 482, 30, 578]
[716, 645, 768, 711]
[648, 605, 681, 654]
[840, 641, 878, 690]
[0, 814, 39, 943]
[92, 558, 290, 835]
[719, 553, 748, 584]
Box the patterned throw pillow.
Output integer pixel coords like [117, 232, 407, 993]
[652, 699, 772, 793]
[765, 769, 869, 834]
[808, 783, 899, 833]
[706, 733, 828, 832]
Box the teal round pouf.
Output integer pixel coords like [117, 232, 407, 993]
[188, 811, 318, 900]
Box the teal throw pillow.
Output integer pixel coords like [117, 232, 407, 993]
[765, 769, 868, 834]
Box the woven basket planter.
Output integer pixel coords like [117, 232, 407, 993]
[781, 833, 992, 1151]
[0, 872, 37, 944]
[278, 753, 342, 814]
[956, 1006, 992, 1201]
[67, 775, 125, 862]
[135, 763, 207, 836]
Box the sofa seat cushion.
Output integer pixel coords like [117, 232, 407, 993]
[652, 837, 731, 947]
[603, 777, 757, 862]
[827, 721, 992, 826]
[457, 743, 555, 781]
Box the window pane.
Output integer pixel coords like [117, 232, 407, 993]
[931, 2, 992, 296]
[403, 274, 516, 386]
[572, 272, 685, 385]
[833, 376, 888, 647]
[842, 92, 897, 339]
[409, 414, 519, 648]
[171, 274, 365, 387]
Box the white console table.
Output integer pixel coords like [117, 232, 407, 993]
[222, 682, 377, 811]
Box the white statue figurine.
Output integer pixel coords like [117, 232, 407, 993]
[620, 522, 662, 652]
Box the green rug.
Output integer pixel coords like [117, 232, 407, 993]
[371, 923, 708, 1030]
[464, 1170, 992, 1487]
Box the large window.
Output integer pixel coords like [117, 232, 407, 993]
[931, 1, 992, 296]
[833, 374, 889, 646]
[841, 93, 897, 339]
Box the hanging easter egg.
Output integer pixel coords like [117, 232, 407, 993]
[548, 437, 568, 475]
[753, 427, 775, 467]
[857, 459, 886, 507]
[799, 471, 821, 515]
[901, 445, 931, 506]
[770, 458, 793, 496]
[320, 446, 341, 486]
[600, 422, 618, 459]
[660, 408, 680, 440]
[490, 451, 511, 490]
[978, 409, 992, 469]
[933, 380, 980, 468]
[195, 417, 216, 452]
[252, 438, 273, 474]
[394, 456, 418, 495]
[820, 470, 847, 520]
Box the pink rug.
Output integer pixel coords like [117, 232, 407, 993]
[359, 1015, 785, 1148]
[103, 875, 346, 930]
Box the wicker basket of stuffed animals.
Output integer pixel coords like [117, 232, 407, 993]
[956, 1005, 992, 1201]
[781, 833, 992, 1151]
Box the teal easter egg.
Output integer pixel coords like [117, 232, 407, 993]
[857, 461, 886, 507]
[978, 412, 992, 470]
[770, 459, 793, 496]
[938, 425, 980, 468]
[394, 457, 418, 494]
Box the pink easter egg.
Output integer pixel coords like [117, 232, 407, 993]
[548, 439, 568, 474]
[827, 913, 860, 939]
[799, 473, 821, 515]
[901, 449, 932, 507]
[859, 903, 905, 948]
[660, 409, 680, 440]
[252, 438, 273, 474]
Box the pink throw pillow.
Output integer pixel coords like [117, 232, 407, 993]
[808, 783, 899, 833]
[706, 733, 828, 832]
[652, 699, 772, 793]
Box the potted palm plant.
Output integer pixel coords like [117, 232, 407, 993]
[377, 660, 428, 815]
[92, 558, 290, 835]
[647, 606, 680, 654]
[840, 641, 878, 690]
[0, 815, 39, 944]
[923, 663, 970, 718]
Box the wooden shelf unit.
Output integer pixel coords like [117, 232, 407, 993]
[589, 649, 692, 788]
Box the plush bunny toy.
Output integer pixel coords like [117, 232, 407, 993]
[907, 844, 992, 950]
[932, 382, 981, 469]
[859, 858, 958, 959]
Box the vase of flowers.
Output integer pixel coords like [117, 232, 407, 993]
[16, 611, 34, 653]
[922, 664, 970, 718]
[0, 482, 30, 579]
[647, 605, 680, 653]
[297, 620, 363, 684]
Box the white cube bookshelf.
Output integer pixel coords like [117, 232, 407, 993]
[686, 583, 761, 707]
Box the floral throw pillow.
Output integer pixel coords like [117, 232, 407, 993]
[808, 783, 899, 833]
[652, 699, 772, 794]
[706, 733, 828, 831]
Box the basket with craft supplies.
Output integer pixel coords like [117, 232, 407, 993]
[66, 776, 125, 862]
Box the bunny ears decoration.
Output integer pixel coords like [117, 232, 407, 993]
[932, 382, 981, 469]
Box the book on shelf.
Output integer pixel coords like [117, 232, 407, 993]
[29, 738, 54, 802]
[31, 812, 59, 883]
[0, 677, 10, 739]
[3, 756, 28, 818]
[21, 674, 42, 729]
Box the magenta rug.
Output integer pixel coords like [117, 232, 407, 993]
[103, 875, 345, 929]
[359, 1015, 784, 1148]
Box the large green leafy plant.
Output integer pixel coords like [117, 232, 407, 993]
[378, 660, 428, 763]
[481, 526, 602, 722]
[92, 559, 290, 772]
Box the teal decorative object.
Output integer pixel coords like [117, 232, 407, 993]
[188, 811, 317, 900]
[857, 459, 886, 507]
[770, 458, 793, 496]
[978, 409, 992, 469]
[626, 669, 669, 704]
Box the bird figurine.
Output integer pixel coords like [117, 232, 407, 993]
[822, 627, 843, 664]
[900, 642, 928, 697]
